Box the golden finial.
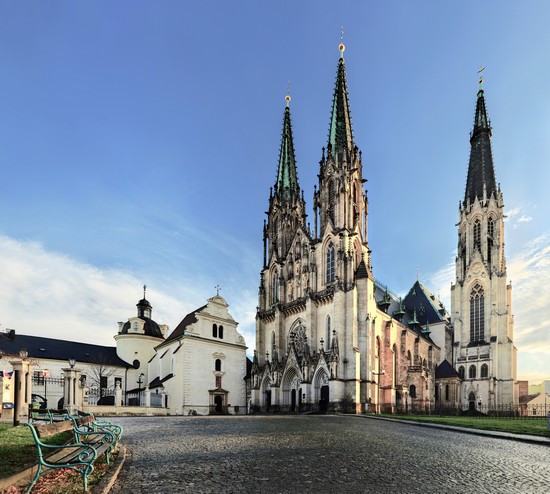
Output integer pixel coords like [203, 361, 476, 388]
[339, 25, 345, 56]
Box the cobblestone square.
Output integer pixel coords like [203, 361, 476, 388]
[110, 415, 550, 493]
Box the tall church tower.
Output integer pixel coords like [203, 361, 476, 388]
[451, 79, 517, 410]
[252, 42, 378, 414]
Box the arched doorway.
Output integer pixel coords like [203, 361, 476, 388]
[468, 392, 476, 411]
[291, 389, 297, 411]
[320, 385, 329, 412]
[215, 395, 223, 413]
[265, 389, 272, 412]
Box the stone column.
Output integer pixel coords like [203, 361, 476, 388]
[63, 367, 82, 415]
[115, 381, 123, 407]
[10, 358, 33, 426]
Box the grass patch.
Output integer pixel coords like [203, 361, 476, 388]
[382, 414, 550, 437]
[0, 423, 118, 492]
[0, 424, 72, 479]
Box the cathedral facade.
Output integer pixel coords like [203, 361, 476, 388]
[251, 44, 518, 414]
[251, 43, 440, 414]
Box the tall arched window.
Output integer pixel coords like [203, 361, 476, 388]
[409, 384, 417, 399]
[326, 242, 335, 284]
[469, 365, 476, 379]
[473, 220, 481, 250]
[445, 384, 449, 401]
[215, 359, 221, 372]
[481, 363, 488, 378]
[458, 366, 465, 379]
[487, 217, 494, 265]
[212, 324, 218, 338]
[326, 315, 331, 350]
[272, 270, 279, 304]
[328, 180, 335, 224]
[470, 284, 485, 342]
[218, 325, 224, 339]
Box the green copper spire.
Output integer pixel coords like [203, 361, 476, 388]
[328, 42, 354, 156]
[464, 75, 497, 204]
[275, 94, 300, 201]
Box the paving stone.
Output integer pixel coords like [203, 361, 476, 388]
[110, 415, 550, 494]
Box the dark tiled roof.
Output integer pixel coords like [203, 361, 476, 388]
[0, 331, 128, 367]
[120, 317, 164, 339]
[435, 359, 461, 379]
[464, 88, 497, 204]
[164, 305, 206, 343]
[402, 280, 449, 327]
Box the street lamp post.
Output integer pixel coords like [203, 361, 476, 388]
[137, 373, 145, 406]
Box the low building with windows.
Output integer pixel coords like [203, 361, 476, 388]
[0, 329, 128, 415]
[1, 292, 249, 418]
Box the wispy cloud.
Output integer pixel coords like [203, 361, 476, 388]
[2, 229, 549, 381]
[0, 234, 259, 355]
[424, 232, 550, 383]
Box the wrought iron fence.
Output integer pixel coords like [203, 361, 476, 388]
[86, 386, 116, 406]
[30, 376, 65, 408]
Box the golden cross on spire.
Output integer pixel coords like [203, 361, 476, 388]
[285, 80, 291, 106]
[478, 66, 485, 86]
[339, 25, 346, 56]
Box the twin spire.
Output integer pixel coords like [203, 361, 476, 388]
[274, 42, 355, 201]
[328, 42, 354, 155]
[274, 93, 299, 202]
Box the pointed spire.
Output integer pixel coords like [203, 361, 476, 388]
[328, 41, 354, 156]
[464, 72, 497, 205]
[275, 93, 300, 201]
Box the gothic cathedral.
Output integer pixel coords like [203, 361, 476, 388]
[451, 79, 517, 410]
[251, 43, 440, 414]
[250, 43, 517, 414]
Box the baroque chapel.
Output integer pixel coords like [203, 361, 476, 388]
[251, 43, 518, 414]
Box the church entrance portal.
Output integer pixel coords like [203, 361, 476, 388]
[320, 385, 329, 412]
[265, 390, 271, 412]
[215, 395, 223, 413]
[468, 392, 476, 411]
[291, 389, 297, 412]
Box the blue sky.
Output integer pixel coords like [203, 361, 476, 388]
[0, 1, 549, 382]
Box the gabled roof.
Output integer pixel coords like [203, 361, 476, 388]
[435, 359, 461, 379]
[402, 280, 449, 327]
[0, 331, 128, 367]
[464, 85, 497, 204]
[163, 305, 206, 343]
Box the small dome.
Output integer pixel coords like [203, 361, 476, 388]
[120, 317, 164, 339]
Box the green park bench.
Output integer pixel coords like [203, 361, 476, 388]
[28, 407, 70, 424]
[24, 418, 116, 493]
[70, 413, 123, 446]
